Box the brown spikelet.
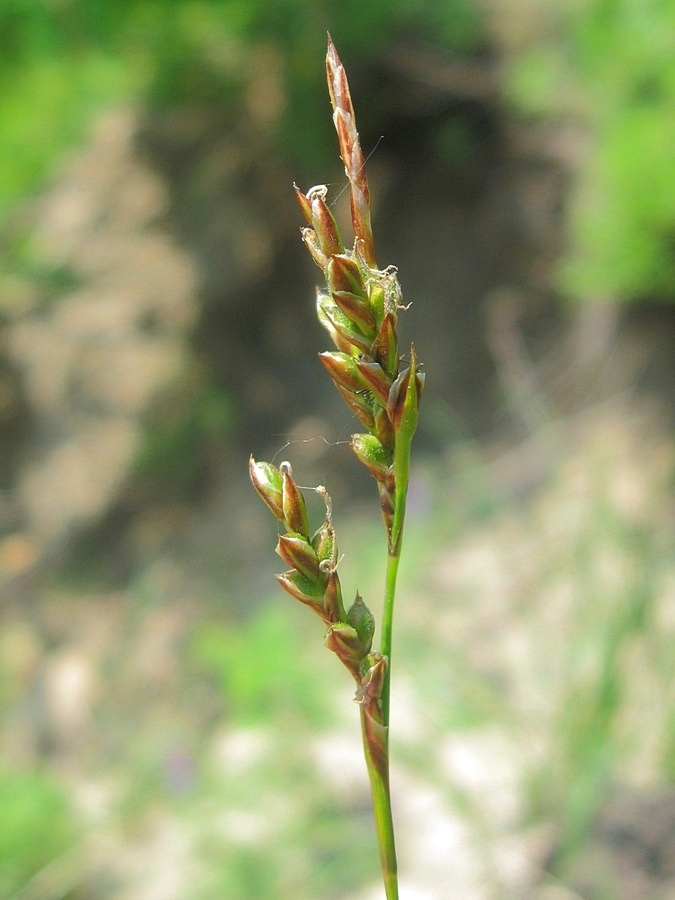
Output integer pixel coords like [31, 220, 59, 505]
[326, 34, 376, 267]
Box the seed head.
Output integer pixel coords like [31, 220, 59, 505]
[326, 35, 375, 267]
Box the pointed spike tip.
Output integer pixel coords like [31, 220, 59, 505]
[326, 33, 340, 68]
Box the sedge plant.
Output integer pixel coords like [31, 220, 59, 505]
[249, 37, 423, 899]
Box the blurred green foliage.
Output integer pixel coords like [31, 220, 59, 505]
[2, 1, 673, 304]
[133, 381, 234, 497]
[1, 419, 671, 896]
[190, 601, 335, 728]
[194, 773, 376, 898]
[0, 769, 77, 896]
[0, 0, 482, 222]
[506, 0, 675, 303]
[530, 493, 668, 873]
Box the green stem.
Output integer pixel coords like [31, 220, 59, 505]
[362, 349, 418, 897]
[366, 463, 406, 894]
[360, 707, 398, 899]
[380, 548, 401, 726]
[362, 521, 403, 898]
[362, 363, 418, 900]
[359, 516, 403, 900]
[382, 348, 417, 724]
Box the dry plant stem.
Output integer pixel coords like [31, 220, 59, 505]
[251, 37, 423, 900]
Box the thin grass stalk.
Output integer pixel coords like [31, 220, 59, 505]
[380, 551, 401, 729]
[360, 705, 398, 897]
[381, 344, 418, 723]
[250, 37, 422, 898]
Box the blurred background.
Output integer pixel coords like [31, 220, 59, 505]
[0, 1, 673, 897]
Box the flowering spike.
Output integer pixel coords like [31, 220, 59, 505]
[326, 36, 376, 267]
[254, 41, 423, 899]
